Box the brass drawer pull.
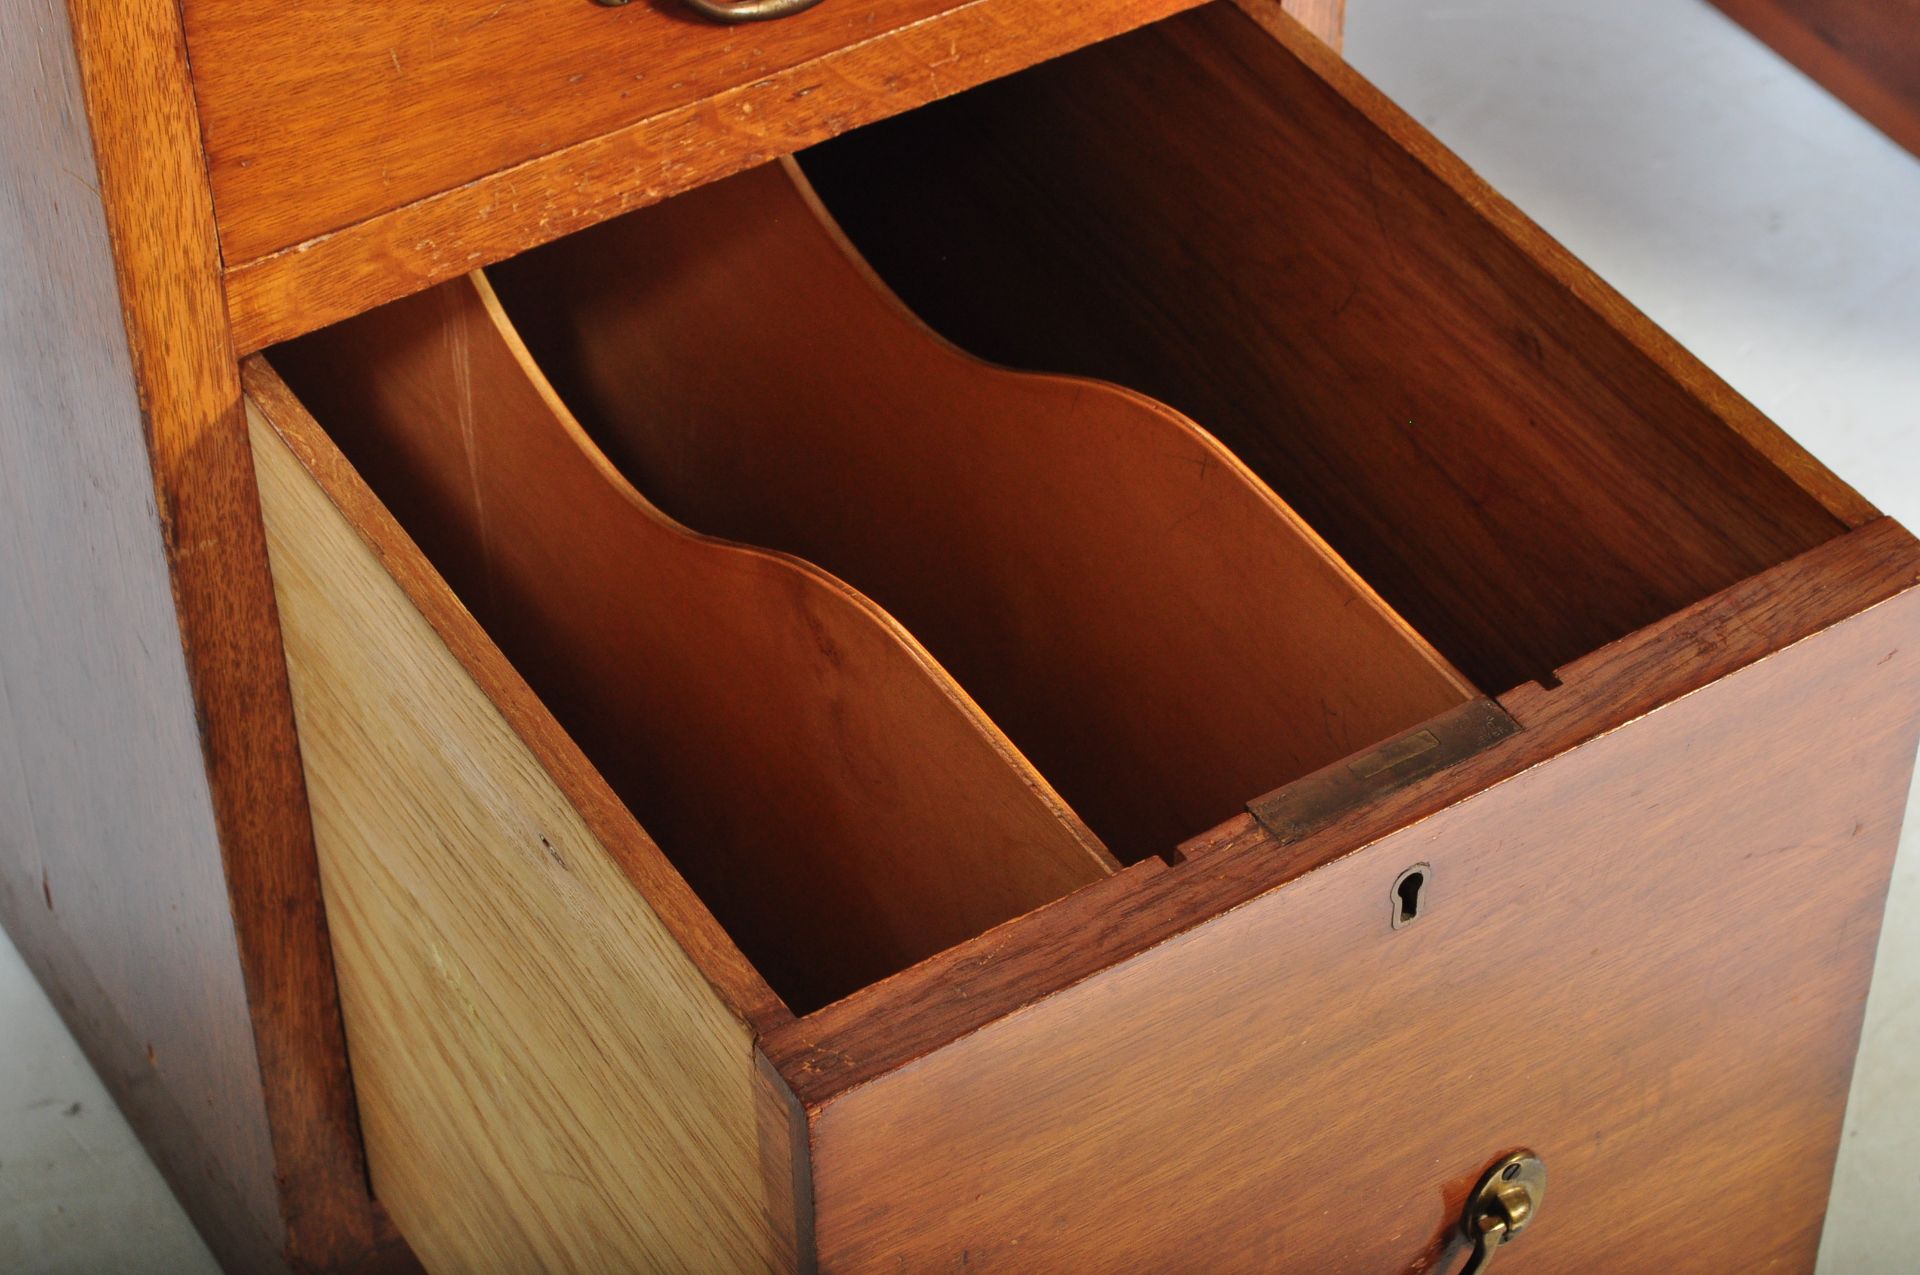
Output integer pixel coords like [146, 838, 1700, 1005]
[1458, 1151, 1546, 1274]
[594, 0, 825, 24]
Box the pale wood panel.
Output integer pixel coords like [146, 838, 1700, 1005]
[496, 159, 1470, 862]
[1287, 0, 1344, 48]
[242, 359, 786, 1038]
[269, 274, 1111, 1012]
[251, 404, 802, 1273]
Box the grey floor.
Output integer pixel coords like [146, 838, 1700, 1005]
[2, 1, 1915, 1270]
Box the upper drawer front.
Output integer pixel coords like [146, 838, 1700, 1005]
[180, 0, 1208, 268]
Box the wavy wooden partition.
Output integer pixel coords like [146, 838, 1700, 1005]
[269, 275, 1112, 1013]
[491, 160, 1475, 862]
[797, 4, 1852, 694]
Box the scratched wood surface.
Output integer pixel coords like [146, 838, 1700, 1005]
[492, 157, 1471, 863]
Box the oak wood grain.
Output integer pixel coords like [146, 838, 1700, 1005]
[0, 2, 387, 1269]
[801, 0, 1865, 693]
[242, 358, 788, 1036]
[493, 157, 1470, 863]
[268, 274, 1112, 1012]
[807, 544, 1920, 1272]
[216, 0, 1346, 356]
[1712, 0, 1920, 157]
[249, 403, 809, 1273]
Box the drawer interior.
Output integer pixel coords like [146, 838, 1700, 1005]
[801, 1, 1853, 693]
[260, 0, 1853, 1018]
[486, 160, 1472, 866]
[269, 274, 1124, 1015]
[268, 152, 1467, 1009]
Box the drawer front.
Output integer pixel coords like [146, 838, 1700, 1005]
[182, 0, 1214, 272]
[199, 1, 1348, 354]
[809, 587, 1920, 1271]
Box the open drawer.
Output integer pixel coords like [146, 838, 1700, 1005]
[242, 3, 1920, 1271]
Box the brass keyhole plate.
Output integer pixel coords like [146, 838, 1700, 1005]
[1467, 1150, 1547, 1241]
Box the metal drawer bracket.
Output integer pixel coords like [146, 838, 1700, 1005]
[1247, 698, 1519, 846]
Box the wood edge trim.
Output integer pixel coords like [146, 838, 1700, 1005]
[240, 357, 793, 1036]
[756, 1048, 819, 1273]
[220, 0, 1209, 355]
[763, 517, 1920, 1106]
[1707, 0, 1920, 159]
[62, 0, 380, 1265]
[1231, 0, 1879, 529]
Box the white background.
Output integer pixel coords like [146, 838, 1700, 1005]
[1, 0, 1914, 1268]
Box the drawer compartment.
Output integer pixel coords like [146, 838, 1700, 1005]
[241, 4, 1920, 1272]
[487, 159, 1473, 863]
[268, 274, 1124, 1014]
[800, 1, 1857, 693]
[269, 149, 1473, 1009]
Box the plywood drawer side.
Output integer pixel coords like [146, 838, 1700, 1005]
[249, 395, 807, 1274]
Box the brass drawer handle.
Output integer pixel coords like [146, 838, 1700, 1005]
[594, 0, 825, 24]
[1458, 1151, 1546, 1274]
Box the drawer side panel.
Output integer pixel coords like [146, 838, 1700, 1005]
[250, 405, 804, 1272]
